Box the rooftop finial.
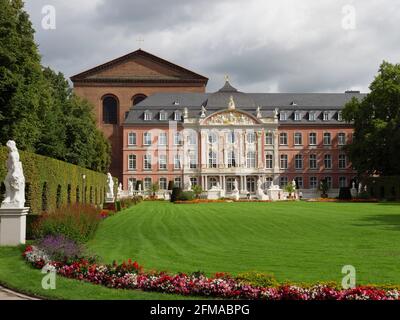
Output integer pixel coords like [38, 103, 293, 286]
[225, 75, 230, 83]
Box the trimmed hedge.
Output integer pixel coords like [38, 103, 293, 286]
[363, 176, 400, 200]
[0, 146, 115, 215]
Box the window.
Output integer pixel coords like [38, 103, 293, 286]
[144, 111, 152, 121]
[174, 132, 182, 145]
[144, 177, 152, 190]
[309, 154, 317, 169]
[132, 94, 147, 106]
[295, 154, 303, 170]
[143, 132, 152, 145]
[190, 177, 198, 186]
[188, 132, 197, 145]
[309, 132, 317, 145]
[174, 154, 181, 169]
[294, 111, 301, 121]
[294, 132, 302, 145]
[174, 177, 182, 188]
[226, 178, 236, 192]
[228, 131, 235, 144]
[246, 151, 256, 168]
[189, 153, 197, 169]
[280, 176, 288, 188]
[144, 154, 152, 170]
[324, 154, 332, 169]
[325, 176, 332, 188]
[208, 150, 217, 168]
[295, 177, 303, 188]
[102, 96, 118, 124]
[128, 178, 137, 190]
[308, 111, 316, 121]
[159, 178, 167, 190]
[310, 177, 317, 189]
[338, 111, 343, 121]
[339, 176, 347, 188]
[338, 133, 346, 145]
[158, 132, 167, 146]
[323, 111, 329, 121]
[280, 112, 287, 121]
[279, 133, 288, 145]
[174, 111, 182, 121]
[159, 154, 167, 170]
[208, 132, 217, 144]
[128, 132, 136, 145]
[265, 132, 273, 145]
[228, 151, 236, 168]
[128, 154, 136, 171]
[159, 111, 167, 121]
[265, 177, 273, 188]
[323, 132, 331, 145]
[339, 154, 347, 169]
[265, 154, 273, 169]
[209, 177, 218, 189]
[280, 154, 288, 169]
[247, 131, 256, 144]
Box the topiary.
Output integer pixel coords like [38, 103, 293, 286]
[338, 187, 352, 200]
[178, 191, 195, 201]
[170, 187, 182, 202]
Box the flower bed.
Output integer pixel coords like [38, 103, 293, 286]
[22, 245, 400, 300]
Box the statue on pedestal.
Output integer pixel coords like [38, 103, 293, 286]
[106, 173, 114, 200]
[1, 141, 25, 209]
[128, 180, 134, 196]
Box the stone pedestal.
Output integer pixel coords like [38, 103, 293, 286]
[207, 189, 221, 200]
[267, 188, 283, 201]
[256, 189, 269, 200]
[350, 188, 358, 198]
[231, 190, 240, 201]
[105, 196, 115, 203]
[0, 207, 29, 246]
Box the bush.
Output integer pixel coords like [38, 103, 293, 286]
[170, 187, 182, 202]
[167, 180, 174, 190]
[32, 204, 101, 243]
[235, 271, 278, 288]
[38, 235, 83, 263]
[178, 191, 195, 201]
[338, 187, 352, 200]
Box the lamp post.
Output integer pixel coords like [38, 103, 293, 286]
[82, 174, 86, 204]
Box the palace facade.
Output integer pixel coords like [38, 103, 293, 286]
[72, 49, 364, 198]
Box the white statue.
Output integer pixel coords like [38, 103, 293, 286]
[292, 179, 297, 190]
[233, 179, 239, 192]
[183, 107, 188, 118]
[128, 180, 134, 196]
[256, 106, 262, 118]
[358, 183, 362, 194]
[106, 173, 114, 199]
[1, 140, 25, 209]
[187, 178, 192, 191]
[228, 95, 236, 110]
[364, 185, 367, 192]
[118, 183, 123, 194]
[352, 181, 356, 189]
[138, 183, 142, 192]
[274, 108, 279, 119]
[257, 178, 263, 191]
[200, 105, 206, 118]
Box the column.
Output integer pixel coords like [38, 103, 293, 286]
[257, 130, 263, 168]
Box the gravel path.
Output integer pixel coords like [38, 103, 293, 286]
[0, 285, 39, 300]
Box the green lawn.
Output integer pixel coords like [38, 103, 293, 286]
[0, 246, 198, 300]
[88, 201, 400, 285]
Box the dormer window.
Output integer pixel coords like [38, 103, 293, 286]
[323, 111, 329, 121]
[280, 112, 287, 121]
[308, 111, 316, 121]
[159, 110, 167, 121]
[173, 101, 180, 106]
[174, 111, 182, 121]
[294, 111, 301, 121]
[338, 111, 343, 121]
[144, 111, 152, 121]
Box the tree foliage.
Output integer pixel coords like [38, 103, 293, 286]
[0, 0, 110, 172]
[342, 61, 400, 175]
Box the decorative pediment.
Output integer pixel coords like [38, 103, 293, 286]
[202, 110, 259, 126]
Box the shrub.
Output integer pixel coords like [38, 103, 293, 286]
[170, 187, 182, 202]
[178, 191, 195, 201]
[338, 187, 352, 200]
[38, 235, 83, 263]
[235, 271, 279, 288]
[167, 180, 174, 191]
[32, 204, 101, 243]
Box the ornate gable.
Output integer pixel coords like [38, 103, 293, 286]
[202, 110, 259, 126]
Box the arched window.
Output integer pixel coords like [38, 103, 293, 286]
[102, 96, 118, 124]
[132, 94, 147, 106]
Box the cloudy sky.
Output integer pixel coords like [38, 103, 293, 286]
[25, 0, 400, 92]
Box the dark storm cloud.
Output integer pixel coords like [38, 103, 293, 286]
[24, 0, 400, 92]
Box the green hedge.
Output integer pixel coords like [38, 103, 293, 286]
[0, 146, 115, 215]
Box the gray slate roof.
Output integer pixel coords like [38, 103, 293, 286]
[124, 81, 366, 125]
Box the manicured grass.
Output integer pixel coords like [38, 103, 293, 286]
[0, 246, 198, 300]
[88, 201, 400, 285]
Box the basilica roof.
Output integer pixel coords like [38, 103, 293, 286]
[124, 81, 366, 125]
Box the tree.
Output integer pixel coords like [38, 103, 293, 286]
[342, 61, 400, 175]
[318, 179, 329, 198]
[284, 183, 295, 199]
[148, 183, 159, 198]
[192, 185, 203, 199]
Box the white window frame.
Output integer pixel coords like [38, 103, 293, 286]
[339, 154, 347, 169]
[338, 132, 346, 146]
[324, 154, 332, 169]
[144, 111, 152, 121]
[143, 154, 152, 170]
[246, 151, 256, 168]
[294, 111, 301, 121]
[143, 132, 152, 146]
[128, 132, 136, 146]
[309, 154, 317, 169]
[174, 154, 181, 169]
[159, 111, 167, 121]
[158, 132, 167, 146]
[128, 154, 136, 171]
[323, 132, 331, 145]
[265, 132, 273, 145]
[309, 132, 317, 145]
[295, 154, 303, 170]
[265, 154, 273, 169]
[279, 133, 288, 145]
[294, 132, 302, 145]
[280, 154, 288, 169]
[159, 177, 167, 190]
[159, 154, 167, 170]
